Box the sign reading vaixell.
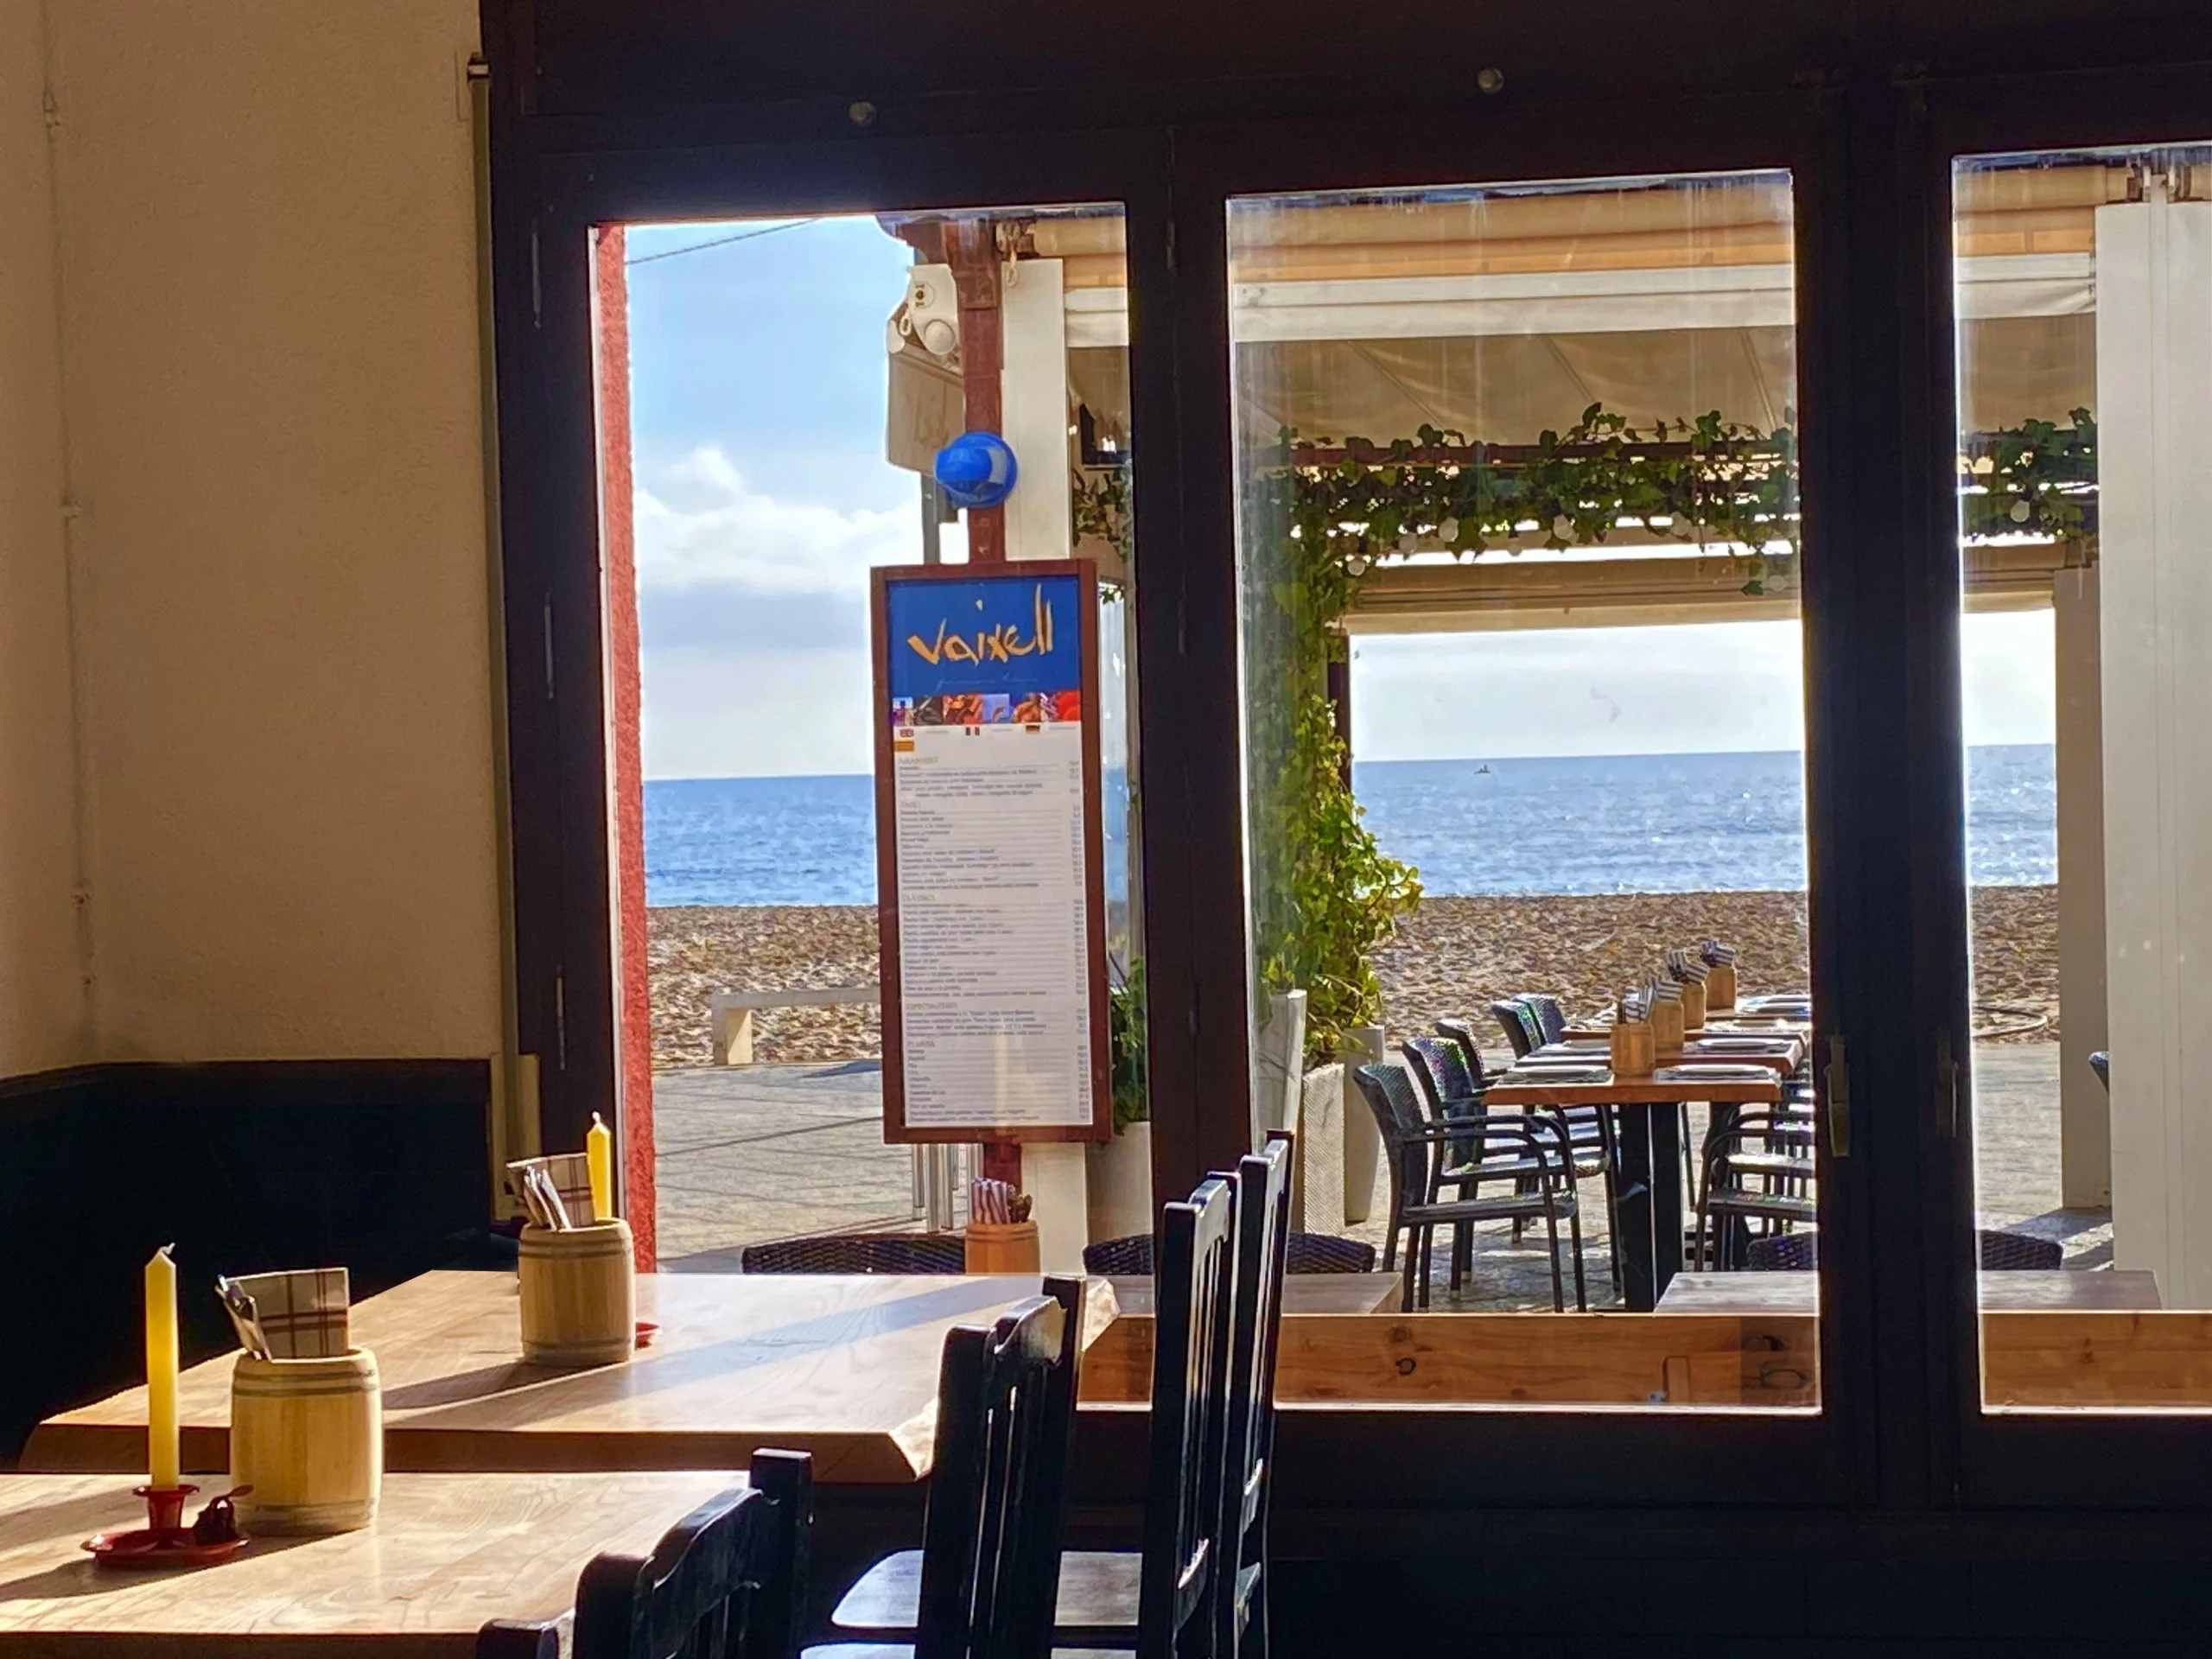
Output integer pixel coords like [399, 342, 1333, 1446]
[870, 561, 1109, 1142]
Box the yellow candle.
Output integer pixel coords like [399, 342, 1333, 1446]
[144, 1245, 181, 1490]
[586, 1113, 614, 1224]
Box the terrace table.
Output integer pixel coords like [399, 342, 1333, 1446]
[24, 1270, 1117, 1485]
[0, 1468, 734, 1656]
[1658, 1268, 2164, 1313]
[1526, 1035, 1806, 1073]
[1485, 1067, 1785, 1312]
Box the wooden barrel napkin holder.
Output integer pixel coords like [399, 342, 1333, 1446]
[230, 1348, 382, 1535]
[964, 1220, 1040, 1274]
[519, 1218, 637, 1367]
[1677, 977, 1707, 1032]
[1609, 1019, 1656, 1078]
[1707, 962, 1738, 1010]
[1649, 997, 1688, 1058]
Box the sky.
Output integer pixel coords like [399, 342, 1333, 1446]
[625, 218, 2057, 779]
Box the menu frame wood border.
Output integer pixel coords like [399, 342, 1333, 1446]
[870, 559, 1114, 1145]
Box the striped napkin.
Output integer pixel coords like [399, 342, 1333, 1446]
[219, 1268, 350, 1359]
[506, 1153, 594, 1230]
[1666, 946, 1710, 984]
[1700, 938, 1739, 966]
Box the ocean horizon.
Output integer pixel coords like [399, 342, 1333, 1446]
[645, 744, 2056, 908]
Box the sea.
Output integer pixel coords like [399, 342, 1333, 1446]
[644, 744, 2056, 908]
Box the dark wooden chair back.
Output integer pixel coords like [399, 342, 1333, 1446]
[477, 1450, 813, 1659]
[915, 1277, 1086, 1659]
[1139, 1176, 1236, 1659]
[1215, 1134, 1294, 1659]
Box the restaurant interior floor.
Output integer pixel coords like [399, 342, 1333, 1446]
[655, 1042, 2107, 1306]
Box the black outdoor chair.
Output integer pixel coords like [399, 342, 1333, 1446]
[480, 1452, 813, 1659]
[834, 1183, 1239, 1658]
[2090, 1051, 2111, 1089]
[1524, 994, 1568, 1045]
[1491, 998, 1541, 1059]
[1745, 1228, 2064, 1272]
[1408, 1031, 1624, 1295]
[812, 1280, 1087, 1659]
[1082, 1229, 1373, 1276]
[1694, 1108, 1818, 1269]
[740, 1232, 967, 1274]
[1352, 1060, 1586, 1311]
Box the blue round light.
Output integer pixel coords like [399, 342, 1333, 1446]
[933, 430, 1020, 508]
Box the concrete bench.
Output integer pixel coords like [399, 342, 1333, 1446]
[709, 984, 881, 1065]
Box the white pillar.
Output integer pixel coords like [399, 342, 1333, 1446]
[999, 257, 1073, 564]
[2054, 565, 2111, 1208]
[2095, 186, 2212, 1304]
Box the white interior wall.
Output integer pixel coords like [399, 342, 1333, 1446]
[0, 1, 90, 1075]
[12, 0, 501, 1065]
[2096, 189, 2212, 1305]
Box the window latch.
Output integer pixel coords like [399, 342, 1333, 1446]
[1935, 1030, 1961, 1140]
[1824, 1034, 1851, 1159]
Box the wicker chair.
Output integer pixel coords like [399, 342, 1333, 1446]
[1694, 1108, 1818, 1269]
[740, 1231, 968, 1274]
[1745, 1228, 2064, 1272]
[1082, 1230, 1376, 1275]
[1352, 1061, 1586, 1311]
[1490, 998, 1541, 1059]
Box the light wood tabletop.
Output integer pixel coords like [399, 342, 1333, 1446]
[1525, 1036, 1806, 1073]
[1103, 1273, 1402, 1319]
[1484, 1071, 1783, 1108]
[23, 1271, 1117, 1485]
[1657, 1269, 2165, 1314]
[0, 1468, 734, 1657]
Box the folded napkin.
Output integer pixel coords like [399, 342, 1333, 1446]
[970, 1178, 1033, 1224]
[217, 1268, 349, 1359]
[1665, 945, 1711, 984]
[1700, 938, 1739, 966]
[1508, 1064, 1610, 1084]
[1654, 1064, 1776, 1082]
[506, 1153, 594, 1230]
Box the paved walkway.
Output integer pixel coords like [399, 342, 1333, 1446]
[652, 1043, 2111, 1303]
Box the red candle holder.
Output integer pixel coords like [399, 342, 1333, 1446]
[137, 1484, 199, 1535]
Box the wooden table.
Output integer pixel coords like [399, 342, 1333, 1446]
[0, 1468, 734, 1656]
[1527, 1036, 1806, 1073]
[1561, 1015, 1812, 1043]
[1487, 1067, 1786, 1313]
[1104, 1273, 1402, 1319]
[24, 1271, 1117, 1485]
[1658, 1268, 2164, 1314]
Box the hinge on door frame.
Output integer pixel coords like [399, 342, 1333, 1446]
[1935, 1029, 1961, 1140]
[1824, 1034, 1852, 1158]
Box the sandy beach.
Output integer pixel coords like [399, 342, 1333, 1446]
[647, 886, 2059, 1067]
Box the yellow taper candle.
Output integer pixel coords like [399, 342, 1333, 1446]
[144, 1245, 181, 1490]
[586, 1112, 614, 1224]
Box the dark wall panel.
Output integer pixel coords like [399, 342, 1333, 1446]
[0, 1061, 489, 1463]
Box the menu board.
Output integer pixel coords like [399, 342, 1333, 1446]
[871, 562, 1109, 1142]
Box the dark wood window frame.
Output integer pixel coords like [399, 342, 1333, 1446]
[482, 0, 2212, 1523]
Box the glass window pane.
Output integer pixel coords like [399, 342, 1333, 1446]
[1955, 144, 2212, 1410]
[1230, 172, 1819, 1408]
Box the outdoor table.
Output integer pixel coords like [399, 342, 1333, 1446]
[1485, 1067, 1784, 1312]
[1657, 1268, 2164, 1314]
[1526, 1036, 1805, 1073]
[1561, 1014, 1812, 1044]
[24, 1270, 1118, 1484]
[0, 1467, 734, 1656]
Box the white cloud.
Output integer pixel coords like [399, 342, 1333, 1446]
[635, 445, 918, 598]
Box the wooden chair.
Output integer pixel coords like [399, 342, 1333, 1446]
[1211, 1135, 1294, 1659]
[830, 1181, 1240, 1656]
[812, 1278, 1088, 1659]
[477, 1450, 813, 1659]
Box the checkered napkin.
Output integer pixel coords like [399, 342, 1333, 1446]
[1700, 938, 1739, 966]
[506, 1153, 594, 1230]
[1666, 946, 1711, 984]
[221, 1268, 350, 1359]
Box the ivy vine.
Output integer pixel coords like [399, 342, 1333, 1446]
[1071, 404, 2096, 1066]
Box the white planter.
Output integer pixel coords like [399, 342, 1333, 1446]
[1339, 1024, 1387, 1225]
[1255, 990, 1309, 1143]
[1085, 1121, 1154, 1245]
[1294, 1063, 1348, 1232]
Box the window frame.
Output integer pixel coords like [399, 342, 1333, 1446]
[1905, 60, 2212, 1510]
